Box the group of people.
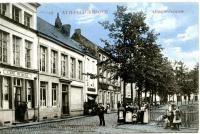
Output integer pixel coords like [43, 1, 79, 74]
[117, 102, 149, 124]
[163, 103, 182, 130]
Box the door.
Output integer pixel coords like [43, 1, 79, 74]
[15, 86, 22, 121]
[62, 85, 69, 114]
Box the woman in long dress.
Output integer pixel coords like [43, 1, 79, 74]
[143, 104, 149, 123]
[173, 107, 181, 130]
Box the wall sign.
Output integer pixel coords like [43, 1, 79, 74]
[0, 68, 36, 80]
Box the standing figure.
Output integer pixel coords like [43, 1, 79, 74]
[140, 103, 145, 124]
[97, 103, 105, 126]
[173, 107, 181, 130]
[143, 103, 149, 123]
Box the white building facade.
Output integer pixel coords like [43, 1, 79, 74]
[37, 16, 85, 120]
[0, 3, 39, 125]
[84, 55, 98, 103]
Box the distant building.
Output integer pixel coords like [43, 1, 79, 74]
[72, 30, 121, 111]
[0, 3, 40, 125]
[71, 29, 98, 106]
[97, 47, 121, 111]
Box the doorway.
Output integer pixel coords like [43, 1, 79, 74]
[14, 78, 23, 121]
[62, 85, 69, 115]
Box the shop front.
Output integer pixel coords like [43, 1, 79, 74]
[0, 67, 38, 125]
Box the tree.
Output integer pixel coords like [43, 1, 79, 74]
[99, 6, 162, 107]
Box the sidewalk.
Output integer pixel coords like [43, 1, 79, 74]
[0, 111, 117, 130]
[0, 115, 87, 130]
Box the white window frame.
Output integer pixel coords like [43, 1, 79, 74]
[40, 46, 47, 72]
[0, 3, 7, 16]
[78, 60, 83, 80]
[52, 83, 58, 106]
[2, 77, 9, 109]
[0, 30, 8, 63]
[24, 12, 32, 28]
[51, 50, 57, 74]
[12, 5, 21, 23]
[61, 54, 68, 77]
[27, 80, 33, 109]
[70, 57, 76, 78]
[13, 36, 21, 66]
[40, 82, 47, 107]
[25, 40, 32, 68]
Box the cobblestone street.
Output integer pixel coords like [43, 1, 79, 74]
[0, 113, 198, 134]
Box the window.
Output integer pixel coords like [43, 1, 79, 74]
[52, 83, 58, 106]
[24, 12, 31, 28]
[61, 54, 68, 77]
[78, 60, 83, 80]
[0, 3, 7, 16]
[70, 57, 75, 78]
[14, 78, 22, 107]
[40, 82, 47, 106]
[99, 54, 101, 61]
[2, 77, 9, 109]
[0, 30, 8, 63]
[40, 46, 47, 72]
[12, 5, 21, 23]
[13, 36, 21, 66]
[27, 80, 33, 108]
[51, 50, 57, 74]
[25, 41, 32, 68]
[92, 61, 95, 72]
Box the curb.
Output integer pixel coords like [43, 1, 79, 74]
[0, 112, 117, 130]
[0, 115, 87, 130]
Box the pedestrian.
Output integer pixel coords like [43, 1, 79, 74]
[140, 103, 145, 124]
[97, 103, 105, 126]
[117, 101, 121, 109]
[143, 103, 149, 124]
[173, 106, 181, 130]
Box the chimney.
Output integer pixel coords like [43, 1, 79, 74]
[75, 29, 81, 36]
[61, 24, 71, 37]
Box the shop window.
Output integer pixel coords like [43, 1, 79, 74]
[27, 80, 33, 108]
[2, 77, 9, 109]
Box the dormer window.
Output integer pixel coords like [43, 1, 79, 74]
[24, 12, 32, 28]
[12, 5, 21, 23]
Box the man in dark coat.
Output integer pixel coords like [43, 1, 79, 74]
[97, 103, 105, 126]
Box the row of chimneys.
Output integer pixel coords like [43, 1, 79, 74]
[55, 13, 81, 37]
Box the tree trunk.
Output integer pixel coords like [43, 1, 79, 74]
[123, 81, 126, 107]
[145, 88, 147, 102]
[131, 83, 133, 104]
[137, 84, 142, 108]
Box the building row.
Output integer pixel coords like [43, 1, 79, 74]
[0, 3, 122, 125]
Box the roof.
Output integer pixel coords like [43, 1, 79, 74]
[37, 17, 83, 53]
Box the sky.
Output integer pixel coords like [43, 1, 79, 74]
[37, 2, 199, 70]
